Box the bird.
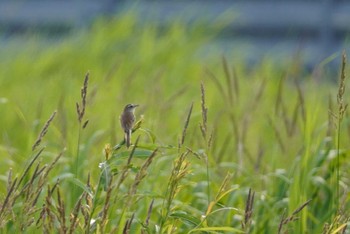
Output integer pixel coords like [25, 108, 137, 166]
[120, 104, 139, 148]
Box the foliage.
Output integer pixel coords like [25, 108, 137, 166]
[0, 12, 349, 233]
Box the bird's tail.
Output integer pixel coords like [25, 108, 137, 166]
[125, 130, 131, 148]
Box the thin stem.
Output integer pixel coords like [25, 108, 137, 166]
[86, 166, 105, 233]
[76, 125, 81, 177]
[206, 155, 210, 207]
[73, 123, 82, 199]
[336, 117, 340, 211]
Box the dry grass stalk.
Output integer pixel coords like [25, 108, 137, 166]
[49, 179, 60, 195]
[322, 210, 349, 234]
[275, 75, 286, 114]
[6, 169, 12, 193]
[274, 74, 305, 137]
[200, 82, 208, 140]
[56, 186, 67, 233]
[254, 142, 265, 171]
[335, 51, 347, 211]
[123, 213, 135, 234]
[116, 136, 140, 190]
[168, 150, 190, 201]
[328, 95, 336, 137]
[241, 146, 254, 162]
[346, 111, 350, 141]
[85, 175, 92, 205]
[232, 66, 240, 100]
[180, 102, 193, 146]
[205, 68, 228, 102]
[288, 101, 300, 136]
[206, 58, 239, 106]
[337, 51, 347, 121]
[289, 199, 312, 219]
[141, 199, 154, 233]
[100, 176, 114, 229]
[22, 162, 46, 202]
[295, 80, 306, 123]
[37, 184, 59, 232]
[215, 133, 231, 163]
[35, 180, 59, 229]
[31, 152, 64, 207]
[207, 130, 214, 149]
[242, 188, 255, 231]
[69, 192, 85, 234]
[31, 186, 42, 208]
[82, 119, 89, 129]
[129, 149, 158, 199]
[118, 149, 158, 231]
[145, 199, 154, 227]
[34, 164, 47, 179]
[161, 150, 190, 230]
[222, 56, 234, 106]
[0, 177, 17, 220]
[252, 78, 267, 112]
[241, 115, 250, 147]
[278, 210, 286, 234]
[43, 150, 64, 180]
[82, 173, 92, 229]
[185, 147, 202, 159]
[32, 110, 57, 151]
[29, 162, 42, 184]
[268, 116, 286, 153]
[81, 205, 90, 229]
[278, 199, 312, 233]
[280, 101, 292, 137]
[20, 162, 39, 198]
[18, 155, 60, 212]
[86, 172, 91, 190]
[76, 72, 89, 123]
[199, 81, 212, 207]
[215, 173, 233, 201]
[15, 148, 45, 192]
[228, 113, 240, 145]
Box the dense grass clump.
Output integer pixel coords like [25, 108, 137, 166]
[0, 12, 349, 233]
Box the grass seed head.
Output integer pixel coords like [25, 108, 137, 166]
[32, 111, 57, 151]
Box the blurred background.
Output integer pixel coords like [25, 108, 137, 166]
[1, 0, 349, 69]
[0, 1, 349, 233]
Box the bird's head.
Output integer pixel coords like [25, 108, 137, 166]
[124, 104, 139, 113]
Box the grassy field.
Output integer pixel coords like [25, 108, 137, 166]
[0, 12, 349, 233]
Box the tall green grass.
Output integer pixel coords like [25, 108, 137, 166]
[0, 12, 349, 233]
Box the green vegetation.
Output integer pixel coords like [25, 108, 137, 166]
[0, 12, 349, 233]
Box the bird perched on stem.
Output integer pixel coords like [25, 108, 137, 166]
[120, 104, 139, 148]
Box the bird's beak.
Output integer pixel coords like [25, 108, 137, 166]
[134, 104, 139, 107]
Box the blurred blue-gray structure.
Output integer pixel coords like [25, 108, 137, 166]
[0, 0, 349, 66]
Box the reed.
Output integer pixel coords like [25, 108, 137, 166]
[335, 51, 347, 211]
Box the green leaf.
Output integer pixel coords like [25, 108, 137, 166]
[65, 177, 93, 197]
[169, 211, 201, 226]
[215, 187, 239, 202]
[99, 161, 112, 191]
[110, 149, 155, 161]
[139, 128, 157, 143]
[188, 227, 245, 233]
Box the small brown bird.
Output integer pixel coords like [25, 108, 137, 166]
[120, 104, 139, 148]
